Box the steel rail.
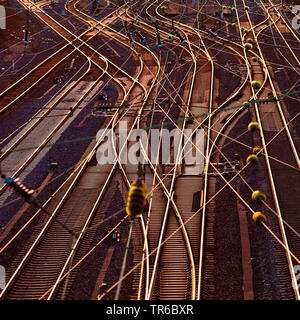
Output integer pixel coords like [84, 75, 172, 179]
[0, 104, 120, 299]
[39, 0, 260, 300]
[83, 1, 197, 298]
[0, 58, 91, 161]
[0, 0, 116, 114]
[0, 0, 137, 197]
[134, 0, 258, 300]
[69, 1, 164, 299]
[0, 0, 153, 300]
[1, 58, 147, 298]
[45, 0, 163, 298]
[35, 0, 159, 299]
[242, 1, 300, 169]
[149, 0, 234, 301]
[21, 0, 140, 87]
[0, 5, 128, 167]
[142, 0, 271, 299]
[259, 2, 300, 71]
[67, 0, 149, 96]
[0, 46, 73, 114]
[0, 59, 105, 198]
[235, 0, 300, 299]
[139, 1, 198, 300]
[268, 0, 300, 48]
[1, 29, 146, 295]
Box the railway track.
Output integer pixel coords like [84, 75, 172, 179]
[0, 45, 73, 115]
[0, 0, 161, 299]
[0, 0, 147, 201]
[141, 0, 254, 300]
[109, 0, 251, 300]
[93, 0, 237, 300]
[0, 72, 148, 299]
[137, 0, 298, 298]
[132, 3, 202, 300]
[1, 0, 300, 301]
[71, 1, 206, 300]
[68, 0, 199, 300]
[163, 0, 300, 300]
[0, 0, 133, 116]
[1, 0, 137, 182]
[234, 0, 300, 299]
[0, 109, 120, 299]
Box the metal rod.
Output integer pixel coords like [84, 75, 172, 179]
[114, 219, 135, 300]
